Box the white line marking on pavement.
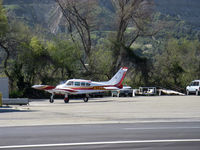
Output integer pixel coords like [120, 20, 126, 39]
[0, 139, 200, 149]
[123, 127, 200, 130]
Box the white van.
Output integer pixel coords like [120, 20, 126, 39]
[186, 80, 200, 95]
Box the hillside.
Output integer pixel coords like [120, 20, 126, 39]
[3, 0, 200, 33]
[3, 0, 60, 33]
[154, 0, 200, 29]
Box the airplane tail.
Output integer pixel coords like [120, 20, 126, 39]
[107, 67, 128, 88]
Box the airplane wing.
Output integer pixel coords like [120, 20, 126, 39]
[104, 87, 119, 90]
[53, 88, 77, 94]
[32, 85, 55, 90]
[32, 85, 77, 94]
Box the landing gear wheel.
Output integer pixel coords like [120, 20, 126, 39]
[49, 98, 54, 103]
[64, 97, 69, 103]
[50, 93, 54, 103]
[83, 97, 88, 102]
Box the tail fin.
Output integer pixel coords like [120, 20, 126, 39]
[108, 67, 128, 88]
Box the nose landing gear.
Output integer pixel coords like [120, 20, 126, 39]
[64, 94, 69, 103]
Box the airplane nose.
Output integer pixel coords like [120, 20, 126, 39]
[56, 85, 61, 89]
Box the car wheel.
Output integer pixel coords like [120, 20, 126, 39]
[196, 90, 199, 96]
[186, 90, 190, 95]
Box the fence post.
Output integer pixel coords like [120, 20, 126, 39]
[0, 92, 2, 107]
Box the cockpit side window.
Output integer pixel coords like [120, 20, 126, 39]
[81, 82, 86, 86]
[67, 81, 73, 86]
[86, 83, 90, 86]
[75, 82, 80, 86]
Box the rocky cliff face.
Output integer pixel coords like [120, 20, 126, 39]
[3, 0, 62, 33]
[3, 0, 200, 33]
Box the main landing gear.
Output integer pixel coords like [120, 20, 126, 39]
[49, 93, 54, 103]
[83, 97, 88, 102]
[49, 94, 89, 103]
[64, 94, 89, 103]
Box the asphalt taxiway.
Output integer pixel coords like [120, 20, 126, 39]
[0, 122, 200, 150]
[1, 96, 200, 126]
[0, 96, 200, 149]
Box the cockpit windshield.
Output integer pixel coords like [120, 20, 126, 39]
[66, 81, 73, 86]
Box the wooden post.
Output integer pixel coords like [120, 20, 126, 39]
[0, 92, 2, 107]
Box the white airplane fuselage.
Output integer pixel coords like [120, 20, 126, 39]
[54, 79, 120, 95]
[32, 67, 128, 103]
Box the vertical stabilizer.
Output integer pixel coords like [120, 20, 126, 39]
[107, 67, 128, 87]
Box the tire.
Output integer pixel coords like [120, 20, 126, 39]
[49, 98, 54, 103]
[186, 90, 190, 95]
[64, 97, 69, 103]
[83, 97, 88, 102]
[196, 90, 199, 96]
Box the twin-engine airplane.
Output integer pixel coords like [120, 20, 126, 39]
[32, 67, 128, 103]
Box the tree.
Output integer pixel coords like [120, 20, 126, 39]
[0, 18, 32, 87]
[0, 0, 7, 36]
[153, 38, 200, 91]
[55, 0, 99, 71]
[110, 0, 154, 69]
[47, 39, 81, 79]
[0, 0, 9, 76]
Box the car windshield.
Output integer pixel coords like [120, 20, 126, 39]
[189, 82, 194, 86]
[189, 82, 199, 86]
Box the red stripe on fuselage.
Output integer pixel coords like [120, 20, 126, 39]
[56, 86, 112, 92]
[43, 86, 55, 90]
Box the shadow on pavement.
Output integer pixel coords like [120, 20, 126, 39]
[0, 106, 34, 113]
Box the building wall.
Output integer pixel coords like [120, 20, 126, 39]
[0, 77, 9, 98]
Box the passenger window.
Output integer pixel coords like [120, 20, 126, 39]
[86, 83, 90, 86]
[75, 82, 80, 86]
[67, 81, 73, 86]
[81, 82, 86, 86]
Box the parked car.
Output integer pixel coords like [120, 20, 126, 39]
[186, 80, 200, 95]
[111, 86, 133, 97]
[138, 87, 157, 95]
